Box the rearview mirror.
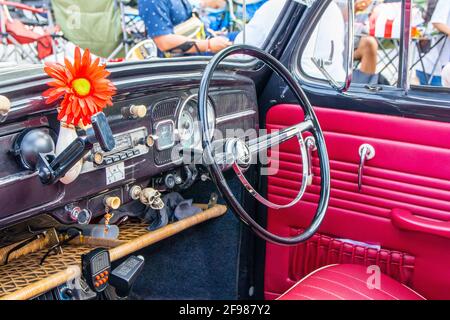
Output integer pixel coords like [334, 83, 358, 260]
[299, 0, 354, 92]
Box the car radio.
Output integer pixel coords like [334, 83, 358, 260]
[81, 127, 150, 174]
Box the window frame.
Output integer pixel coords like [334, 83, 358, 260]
[292, 0, 414, 92]
[280, 0, 450, 123]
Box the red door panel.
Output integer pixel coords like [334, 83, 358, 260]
[264, 104, 450, 300]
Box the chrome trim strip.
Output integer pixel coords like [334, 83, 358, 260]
[216, 109, 256, 124]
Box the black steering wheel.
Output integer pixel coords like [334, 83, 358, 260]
[198, 45, 331, 245]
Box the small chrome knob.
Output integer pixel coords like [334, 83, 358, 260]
[129, 185, 142, 200]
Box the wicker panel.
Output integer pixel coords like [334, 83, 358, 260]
[0, 204, 226, 299]
[0, 245, 92, 298]
[0, 223, 153, 298]
[118, 221, 150, 241]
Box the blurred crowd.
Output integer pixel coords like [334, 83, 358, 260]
[351, 0, 450, 87]
[1, 0, 450, 87]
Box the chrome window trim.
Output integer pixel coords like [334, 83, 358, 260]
[398, 0, 412, 91]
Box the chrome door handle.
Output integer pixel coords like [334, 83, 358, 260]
[358, 144, 375, 192]
[305, 136, 317, 186]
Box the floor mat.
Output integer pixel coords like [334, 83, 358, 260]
[129, 178, 244, 300]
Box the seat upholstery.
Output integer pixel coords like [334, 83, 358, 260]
[277, 264, 425, 300]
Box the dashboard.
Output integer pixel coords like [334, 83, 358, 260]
[0, 75, 258, 245]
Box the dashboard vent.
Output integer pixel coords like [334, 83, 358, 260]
[152, 98, 179, 121]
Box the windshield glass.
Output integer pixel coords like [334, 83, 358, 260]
[0, 0, 309, 82]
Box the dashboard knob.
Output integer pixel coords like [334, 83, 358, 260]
[0, 95, 11, 117]
[77, 209, 92, 225]
[129, 185, 142, 200]
[67, 206, 82, 222]
[91, 152, 104, 165]
[104, 196, 121, 210]
[164, 174, 176, 189]
[122, 105, 147, 119]
[145, 135, 155, 147]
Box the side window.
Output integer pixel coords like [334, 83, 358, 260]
[408, 0, 450, 88]
[299, 0, 411, 89]
[299, 0, 350, 87]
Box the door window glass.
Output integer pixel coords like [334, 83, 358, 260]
[408, 0, 450, 88]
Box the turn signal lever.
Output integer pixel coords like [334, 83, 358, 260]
[37, 112, 115, 185]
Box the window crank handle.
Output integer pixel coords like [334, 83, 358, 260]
[358, 144, 375, 192]
[305, 136, 317, 186]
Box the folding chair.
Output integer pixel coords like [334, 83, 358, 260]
[0, 0, 58, 63]
[50, 0, 142, 60]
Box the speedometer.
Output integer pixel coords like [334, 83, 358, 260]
[177, 95, 215, 149]
[178, 109, 195, 148]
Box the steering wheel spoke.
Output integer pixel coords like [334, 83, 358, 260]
[247, 119, 313, 155]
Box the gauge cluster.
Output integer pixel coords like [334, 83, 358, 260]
[149, 87, 256, 168]
[154, 94, 216, 153]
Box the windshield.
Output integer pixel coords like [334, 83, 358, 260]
[0, 0, 308, 82]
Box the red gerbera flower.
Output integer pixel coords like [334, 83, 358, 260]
[43, 47, 116, 126]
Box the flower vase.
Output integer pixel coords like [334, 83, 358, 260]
[56, 121, 83, 184]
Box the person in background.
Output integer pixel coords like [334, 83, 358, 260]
[138, 0, 231, 56]
[418, 0, 450, 86]
[353, 0, 380, 84]
[234, 0, 377, 84]
[441, 62, 450, 87]
[233, 0, 286, 47]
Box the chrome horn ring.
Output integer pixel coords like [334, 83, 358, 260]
[232, 131, 309, 210]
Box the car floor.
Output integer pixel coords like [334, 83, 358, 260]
[129, 179, 245, 300]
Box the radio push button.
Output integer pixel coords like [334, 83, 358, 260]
[118, 152, 127, 160]
[103, 157, 114, 165]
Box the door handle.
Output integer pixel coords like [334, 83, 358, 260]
[391, 209, 450, 239]
[358, 144, 375, 192]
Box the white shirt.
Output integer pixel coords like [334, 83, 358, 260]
[234, 0, 286, 48]
[422, 0, 450, 76]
